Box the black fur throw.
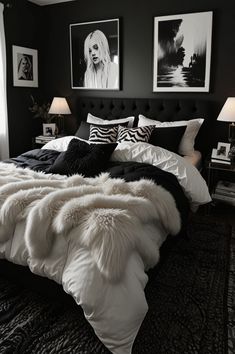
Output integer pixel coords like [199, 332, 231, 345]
[47, 139, 117, 177]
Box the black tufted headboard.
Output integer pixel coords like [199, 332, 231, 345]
[76, 97, 212, 157]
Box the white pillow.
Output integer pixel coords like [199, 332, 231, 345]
[138, 115, 204, 156]
[42, 136, 82, 151]
[87, 113, 135, 128]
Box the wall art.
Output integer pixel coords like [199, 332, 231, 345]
[70, 18, 119, 90]
[12, 45, 38, 87]
[153, 11, 213, 92]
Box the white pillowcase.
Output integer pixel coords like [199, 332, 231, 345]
[87, 113, 135, 128]
[138, 115, 204, 156]
[42, 136, 82, 151]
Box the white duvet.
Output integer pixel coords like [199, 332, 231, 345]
[0, 141, 211, 354]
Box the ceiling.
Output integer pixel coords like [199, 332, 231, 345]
[28, 0, 75, 5]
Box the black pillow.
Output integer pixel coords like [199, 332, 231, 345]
[149, 126, 186, 153]
[75, 121, 128, 140]
[47, 138, 117, 177]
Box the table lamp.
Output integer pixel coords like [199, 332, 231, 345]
[48, 97, 71, 134]
[217, 97, 235, 157]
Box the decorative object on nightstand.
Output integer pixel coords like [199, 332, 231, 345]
[217, 97, 235, 161]
[48, 97, 71, 135]
[211, 142, 231, 165]
[34, 135, 56, 145]
[29, 95, 52, 123]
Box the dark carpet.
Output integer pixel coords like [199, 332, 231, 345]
[0, 217, 234, 354]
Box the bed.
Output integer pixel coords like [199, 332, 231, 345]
[0, 98, 212, 354]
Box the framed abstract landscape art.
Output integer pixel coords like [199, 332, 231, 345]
[153, 11, 213, 92]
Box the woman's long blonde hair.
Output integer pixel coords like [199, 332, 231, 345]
[84, 30, 111, 88]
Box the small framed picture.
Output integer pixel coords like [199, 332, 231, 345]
[217, 142, 231, 158]
[43, 123, 56, 136]
[12, 45, 38, 87]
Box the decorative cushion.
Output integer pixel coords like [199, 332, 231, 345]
[75, 121, 128, 141]
[89, 125, 118, 143]
[138, 115, 204, 156]
[87, 113, 135, 128]
[117, 125, 154, 143]
[75, 121, 91, 140]
[42, 136, 79, 152]
[150, 126, 187, 153]
[47, 138, 117, 177]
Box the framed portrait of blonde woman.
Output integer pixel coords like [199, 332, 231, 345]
[70, 18, 120, 90]
[12, 45, 38, 87]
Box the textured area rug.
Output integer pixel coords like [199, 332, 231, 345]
[0, 217, 234, 354]
[134, 217, 234, 354]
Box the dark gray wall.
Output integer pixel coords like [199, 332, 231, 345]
[3, 0, 235, 155]
[3, 0, 43, 156]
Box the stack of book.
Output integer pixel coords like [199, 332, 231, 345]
[212, 180, 235, 206]
[211, 148, 231, 165]
[35, 135, 56, 144]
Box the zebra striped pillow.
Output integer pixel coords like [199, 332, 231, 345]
[117, 125, 155, 143]
[89, 125, 118, 143]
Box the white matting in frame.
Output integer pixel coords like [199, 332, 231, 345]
[70, 18, 119, 90]
[12, 45, 38, 87]
[217, 142, 231, 158]
[43, 123, 56, 136]
[153, 11, 213, 92]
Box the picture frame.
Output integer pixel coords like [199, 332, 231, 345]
[12, 45, 38, 87]
[217, 142, 231, 158]
[43, 123, 56, 136]
[70, 18, 119, 90]
[153, 11, 213, 92]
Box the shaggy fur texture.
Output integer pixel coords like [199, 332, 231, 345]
[0, 163, 181, 281]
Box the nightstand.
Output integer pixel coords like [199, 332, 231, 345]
[205, 159, 235, 209]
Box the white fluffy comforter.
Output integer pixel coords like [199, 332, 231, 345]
[0, 142, 211, 354]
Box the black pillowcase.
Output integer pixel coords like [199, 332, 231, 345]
[47, 139, 117, 177]
[149, 125, 186, 153]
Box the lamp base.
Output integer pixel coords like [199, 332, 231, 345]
[228, 144, 235, 162]
[229, 123, 235, 143]
[56, 114, 64, 135]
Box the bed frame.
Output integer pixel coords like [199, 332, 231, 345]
[75, 97, 212, 157]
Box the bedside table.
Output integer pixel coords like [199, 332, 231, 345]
[205, 160, 235, 209]
[206, 160, 235, 189]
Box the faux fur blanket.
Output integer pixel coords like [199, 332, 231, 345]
[0, 162, 181, 281]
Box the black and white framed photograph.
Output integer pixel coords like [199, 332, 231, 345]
[153, 11, 213, 92]
[12, 45, 38, 87]
[217, 142, 231, 158]
[43, 123, 56, 136]
[70, 18, 119, 90]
